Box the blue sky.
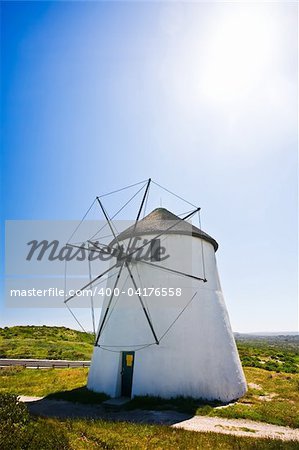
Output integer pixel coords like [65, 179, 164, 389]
[1, 1, 297, 332]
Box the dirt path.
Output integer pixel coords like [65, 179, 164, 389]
[172, 415, 299, 441]
[19, 396, 299, 442]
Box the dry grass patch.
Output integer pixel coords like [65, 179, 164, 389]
[198, 368, 299, 428]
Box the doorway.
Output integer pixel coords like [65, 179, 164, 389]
[121, 351, 135, 397]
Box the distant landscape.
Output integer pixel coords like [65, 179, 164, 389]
[235, 333, 299, 374]
[1, 326, 298, 374]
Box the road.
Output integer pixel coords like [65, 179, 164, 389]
[0, 358, 90, 368]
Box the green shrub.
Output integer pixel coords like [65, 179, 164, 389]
[0, 393, 30, 449]
[0, 392, 29, 425]
[0, 393, 70, 450]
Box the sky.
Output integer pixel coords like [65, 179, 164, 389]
[1, 1, 298, 333]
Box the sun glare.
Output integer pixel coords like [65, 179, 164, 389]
[200, 8, 277, 104]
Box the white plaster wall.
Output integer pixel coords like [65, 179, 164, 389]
[88, 347, 120, 397]
[87, 233, 247, 401]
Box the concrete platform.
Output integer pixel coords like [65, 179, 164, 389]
[102, 397, 131, 411]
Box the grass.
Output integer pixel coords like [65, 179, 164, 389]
[61, 418, 298, 449]
[0, 366, 107, 403]
[3, 417, 298, 450]
[1, 366, 298, 430]
[0, 366, 89, 397]
[200, 367, 299, 429]
[1, 393, 298, 450]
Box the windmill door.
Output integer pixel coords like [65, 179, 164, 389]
[121, 352, 135, 397]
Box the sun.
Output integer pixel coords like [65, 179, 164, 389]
[199, 7, 277, 105]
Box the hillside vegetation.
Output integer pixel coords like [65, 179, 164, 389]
[1, 326, 298, 373]
[0, 326, 94, 360]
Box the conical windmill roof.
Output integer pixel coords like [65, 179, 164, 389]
[112, 207, 218, 251]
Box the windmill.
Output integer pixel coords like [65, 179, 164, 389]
[64, 179, 247, 402]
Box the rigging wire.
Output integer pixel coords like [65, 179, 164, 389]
[64, 248, 89, 334]
[98, 343, 155, 348]
[99, 179, 148, 198]
[64, 258, 67, 304]
[198, 210, 206, 281]
[67, 198, 97, 244]
[88, 182, 147, 243]
[151, 180, 198, 208]
[81, 207, 202, 284]
[125, 261, 159, 345]
[96, 291, 198, 351]
[65, 303, 87, 334]
[137, 259, 206, 282]
[89, 269, 119, 289]
[126, 178, 151, 254]
[177, 209, 196, 217]
[94, 263, 124, 345]
[143, 183, 150, 218]
[159, 292, 198, 342]
[63, 258, 89, 332]
[88, 242, 96, 337]
[64, 181, 204, 346]
[98, 342, 156, 353]
[97, 272, 130, 337]
[70, 233, 114, 246]
[96, 197, 122, 246]
[135, 264, 153, 323]
[64, 267, 119, 337]
[124, 207, 200, 262]
[64, 262, 119, 304]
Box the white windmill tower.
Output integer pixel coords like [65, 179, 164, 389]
[65, 179, 247, 402]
